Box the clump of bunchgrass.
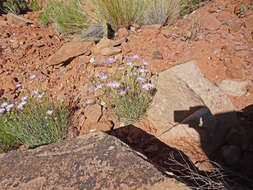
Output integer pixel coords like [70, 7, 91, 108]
[143, 0, 180, 25]
[88, 56, 154, 125]
[39, 0, 87, 33]
[0, 89, 69, 151]
[29, 0, 43, 11]
[37, 0, 209, 37]
[85, 0, 148, 31]
[0, 127, 20, 153]
[1, 0, 28, 14]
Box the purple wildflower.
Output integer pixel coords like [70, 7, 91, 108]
[141, 83, 154, 91]
[119, 90, 126, 96]
[126, 62, 134, 67]
[117, 67, 124, 71]
[29, 74, 36, 80]
[142, 59, 149, 66]
[37, 93, 44, 99]
[132, 55, 139, 59]
[106, 81, 120, 89]
[16, 84, 22, 88]
[85, 99, 94, 105]
[95, 83, 103, 91]
[126, 55, 139, 60]
[105, 58, 115, 65]
[31, 90, 39, 96]
[46, 110, 53, 115]
[138, 67, 149, 73]
[100, 74, 108, 81]
[1, 102, 8, 108]
[125, 56, 130, 61]
[21, 96, 27, 101]
[17, 101, 27, 110]
[137, 76, 147, 83]
[0, 108, 5, 114]
[6, 104, 14, 112]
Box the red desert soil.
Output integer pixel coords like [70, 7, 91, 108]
[0, 0, 252, 133]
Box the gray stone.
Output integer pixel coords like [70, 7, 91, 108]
[81, 23, 106, 41]
[217, 80, 248, 97]
[0, 132, 189, 190]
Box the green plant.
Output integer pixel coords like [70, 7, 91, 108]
[0, 0, 4, 14]
[0, 129, 20, 153]
[39, 0, 87, 33]
[2, 0, 28, 14]
[39, 11, 50, 26]
[29, 0, 42, 11]
[180, 0, 209, 16]
[0, 94, 69, 150]
[85, 0, 148, 31]
[236, 4, 253, 18]
[87, 56, 154, 125]
[143, 0, 180, 25]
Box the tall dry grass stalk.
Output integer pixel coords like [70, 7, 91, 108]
[144, 0, 181, 25]
[84, 0, 148, 30]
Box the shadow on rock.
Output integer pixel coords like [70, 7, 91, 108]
[107, 105, 253, 189]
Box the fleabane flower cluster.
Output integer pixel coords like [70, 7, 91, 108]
[0, 87, 46, 116]
[89, 56, 154, 97]
[87, 55, 155, 124]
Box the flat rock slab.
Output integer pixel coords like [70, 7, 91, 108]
[47, 41, 94, 66]
[169, 61, 235, 114]
[147, 61, 239, 171]
[147, 71, 204, 128]
[7, 13, 33, 26]
[0, 132, 189, 190]
[217, 80, 248, 97]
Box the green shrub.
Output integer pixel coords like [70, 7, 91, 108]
[2, 0, 28, 14]
[29, 0, 43, 11]
[39, 0, 87, 33]
[180, 0, 209, 16]
[85, 0, 148, 31]
[38, 0, 209, 36]
[88, 56, 154, 125]
[39, 11, 51, 26]
[0, 94, 69, 150]
[143, 0, 180, 25]
[0, 129, 20, 153]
